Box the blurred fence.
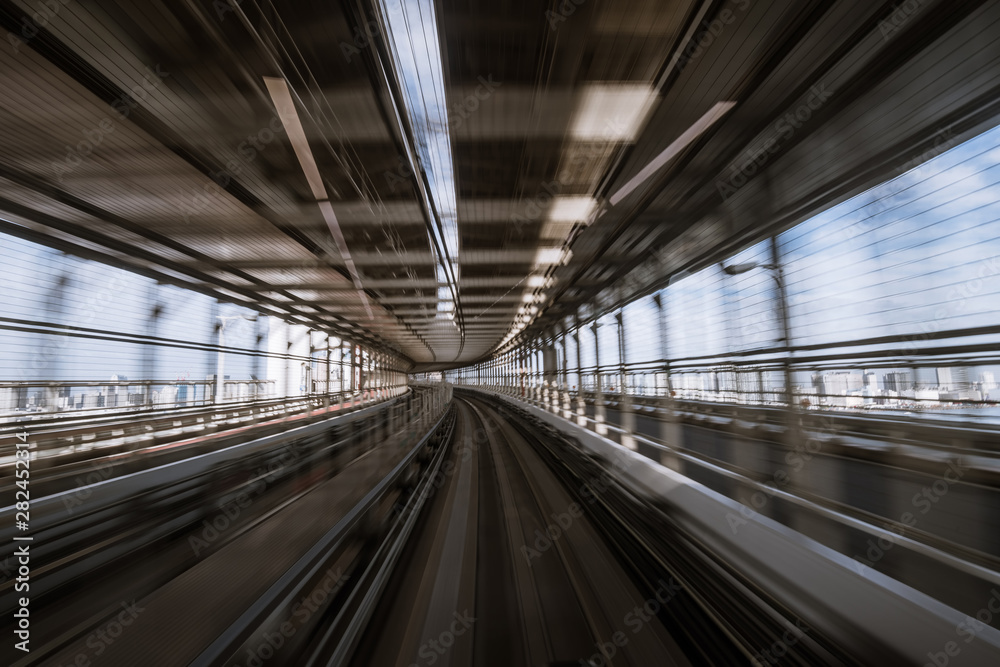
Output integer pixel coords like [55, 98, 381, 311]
[450, 123, 1000, 423]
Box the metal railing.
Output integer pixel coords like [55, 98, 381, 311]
[0, 381, 411, 464]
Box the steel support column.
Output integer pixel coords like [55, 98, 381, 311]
[617, 312, 636, 450]
[593, 320, 606, 436]
[653, 293, 683, 472]
[574, 322, 586, 426]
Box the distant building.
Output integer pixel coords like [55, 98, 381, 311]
[0, 386, 31, 412]
[982, 371, 997, 390]
[937, 367, 969, 391]
[884, 372, 912, 393]
[864, 371, 879, 389]
[105, 374, 128, 408]
[915, 388, 940, 403]
[915, 368, 938, 389]
[941, 389, 981, 402]
[159, 385, 178, 405]
[812, 371, 864, 406]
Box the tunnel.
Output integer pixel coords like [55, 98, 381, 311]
[1, 0, 1000, 665]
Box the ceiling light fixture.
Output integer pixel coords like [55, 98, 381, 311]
[569, 84, 659, 142]
[533, 247, 572, 266]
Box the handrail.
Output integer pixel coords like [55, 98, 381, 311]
[0, 386, 411, 464]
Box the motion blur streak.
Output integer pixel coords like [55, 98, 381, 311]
[1, 0, 1000, 665]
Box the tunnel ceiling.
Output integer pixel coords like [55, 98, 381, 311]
[0, 0, 988, 371]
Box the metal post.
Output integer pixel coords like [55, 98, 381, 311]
[339, 339, 347, 402]
[519, 347, 525, 398]
[325, 333, 332, 410]
[524, 345, 530, 401]
[354, 343, 360, 404]
[770, 235, 802, 472]
[654, 293, 683, 472]
[617, 312, 636, 450]
[574, 322, 586, 426]
[308, 330, 315, 408]
[505, 352, 510, 393]
[544, 335, 554, 410]
[561, 332, 571, 419]
[142, 284, 160, 407]
[542, 340, 550, 408]
[346, 340, 354, 408]
[509, 350, 515, 396]
[593, 320, 606, 436]
[284, 331, 293, 404]
[533, 341, 540, 405]
[215, 320, 226, 405]
[509, 351, 514, 395]
[533, 341, 541, 405]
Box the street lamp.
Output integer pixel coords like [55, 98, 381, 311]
[722, 261, 778, 276]
[720, 257, 793, 406]
[720, 261, 788, 343]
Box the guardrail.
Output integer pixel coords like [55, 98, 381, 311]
[0, 379, 409, 423]
[0, 385, 410, 468]
[0, 385, 447, 620]
[476, 381, 1000, 454]
[461, 387, 1000, 664]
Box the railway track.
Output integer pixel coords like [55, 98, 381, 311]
[349, 395, 692, 667]
[5, 388, 994, 665]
